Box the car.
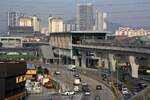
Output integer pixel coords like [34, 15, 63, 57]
[82, 85, 91, 96]
[67, 65, 76, 71]
[32, 86, 42, 94]
[101, 74, 107, 81]
[82, 82, 88, 86]
[124, 93, 132, 99]
[73, 73, 80, 77]
[118, 84, 123, 91]
[70, 67, 76, 71]
[74, 85, 80, 92]
[122, 87, 129, 95]
[44, 81, 53, 89]
[137, 82, 147, 88]
[95, 96, 101, 100]
[96, 85, 102, 90]
[132, 89, 140, 95]
[84, 91, 91, 96]
[47, 96, 52, 100]
[54, 71, 61, 75]
[62, 91, 75, 96]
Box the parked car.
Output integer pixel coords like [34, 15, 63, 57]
[122, 87, 129, 95]
[136, 82, 147, 89]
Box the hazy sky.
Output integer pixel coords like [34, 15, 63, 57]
[0, 0, 150, 32]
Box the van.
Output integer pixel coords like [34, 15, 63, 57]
[74, 78, 81, 85]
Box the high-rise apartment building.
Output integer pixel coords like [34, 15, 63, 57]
[95, 11, 107, 31]
[17, 15, 41, 32]
[8, 14, 41, 36]
[18, 16, 33, 27]
[8, 12, 24, 27]
[64, 24, 76, 32]
[76, 3, 94, 31]
[48, 17, 64, 33]
[32, 15, 41, 32]
[8, 12, 17, 27]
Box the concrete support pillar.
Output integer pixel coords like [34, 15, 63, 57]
[104, 58, 109, 69]
[129, 56, 139, 78]
[109, 54, 116, 72]
[75, 57, 80, 67]
[81, 51, 86, 68]
[97, 57, 102, 68]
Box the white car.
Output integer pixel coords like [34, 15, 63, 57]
[84, 91, 91, 95]
[32, 86, 42, 94]
[67, 65, 76, 71]
[54, 71, 61, 75]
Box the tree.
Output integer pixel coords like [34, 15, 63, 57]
[43, 68, 49, 75]
[37, 66, 43, 74]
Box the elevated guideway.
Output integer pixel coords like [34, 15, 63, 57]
[72, 44, 150, 56]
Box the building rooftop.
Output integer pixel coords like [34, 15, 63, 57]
[50, 31, 111, 34]
[71, 31, 111, 34]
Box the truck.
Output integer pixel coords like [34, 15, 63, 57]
[44, 81, 53, 89]
[41, 78, 49, 85]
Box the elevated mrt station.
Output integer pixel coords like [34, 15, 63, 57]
[49, 31, 110, 66]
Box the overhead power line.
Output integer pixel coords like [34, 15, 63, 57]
[107, 9, 150, 14]
[95, 1, 150, 7]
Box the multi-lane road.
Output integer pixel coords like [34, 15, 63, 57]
[27, 65, 114, 100]
[47, 65, 114, 100]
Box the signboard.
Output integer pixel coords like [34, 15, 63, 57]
[16, 75, 26, 84]
[26, 69, 36, 75]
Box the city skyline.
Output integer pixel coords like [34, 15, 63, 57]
[0, 0, 150, 33]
